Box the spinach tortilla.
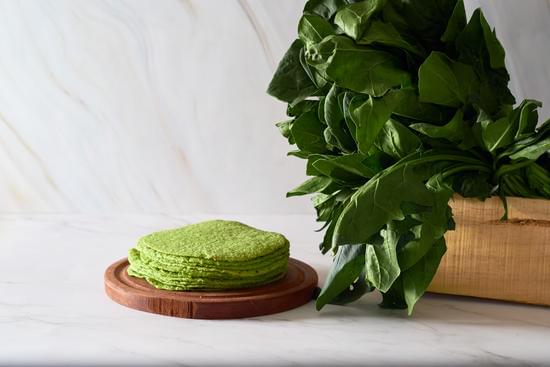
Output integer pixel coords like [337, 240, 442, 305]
[127, 220, 289, 290]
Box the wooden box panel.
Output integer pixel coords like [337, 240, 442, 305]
[428, 196, 550, 306]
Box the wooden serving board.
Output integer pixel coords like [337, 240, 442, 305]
[104, 257, 318, 319]
[429, 196, 550, 306]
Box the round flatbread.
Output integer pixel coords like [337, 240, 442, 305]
[127, 220, 290, 291]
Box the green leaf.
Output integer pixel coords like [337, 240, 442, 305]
[333, 155, 433, 248]
[310, 36, 411, 97]
[365, 228, 401, 292]
[333, 150, 478, 249]
[514, 100, 542, 140]
[316, 244, 366, 310]
[303, 0, 358, 19]
[324, 84, 356, 151]
[509, 136, 550, 161]
[334, 0, 387, 40]
[287, 150, 310, 159]
[455, 8, 515, 115]
[313, 153, 378, 181]
[298, 14, 334, 46]
[300, 47, 329, 89]
[418, 51, 478, 107]
[291, 110, 330, 153]
[318, 197, 351, 254]
[318, 96, 327, 124]
[496, 110, 550, 160]
[312, 191, 340, 222]
[452, 171, 493, 199]
[349, 91, 402, 154]
[480, 114, 514, 154]
[440, 0, 466, 43]
[343, 92, 366, 138]
[379, 275, 407, 309]
[267, 39, 317, 105]
[385, 0, 460, 48]
[375, 119, 422, 160]
[397, 182, 453, 270]
[286, 100, 318, 117]
[275, 120, 294, 145]
[328, 272, 371, 305]
[287, 176, 333, 197]
[410, 109, 474, 148]
[324, 127, 340, 150]
[525, 163, 550, 198]
[306, 153, 329, 176]
[457, 8, 505, 70]
[358, 20, 425, 57]
[392, 88, 454, 123]
[402, 237, 447, 315]
[485, 100, 542, 155]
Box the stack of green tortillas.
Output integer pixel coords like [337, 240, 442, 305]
[127, 220, 290, 291]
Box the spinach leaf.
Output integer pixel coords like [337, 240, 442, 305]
[309, 36, 412, 96]
[385, 0, 458, 49]
[525, 163, 550, 198]
[375, 119, 422, 159]
[379, 276, 407, 309]
[441, 0, 466, 43]
[392, 88, 454, 123]
[287, 100, 318, 117]
[299, 14, 334, 46]
[290, 110, 330, 153]
[514, 100, 542, 140]
[324, 84, 356, 151]
[509, 137, 550, 161]
[328, 272, 371, 305]
[455, 9, 515, 115]
[480, 114, 515, 154]
[397, 180, 454, 271]
[411, 109, 475, 148]
[358, 20, 425, 57]
[316, 244, 367, 310]
[365, 227, 401, 292]
[452, 171, 494, 198]
[287, 176, 333, 197]
[303, 0, 360, 20]
[267, 39, 317, 105]
[334, 0, 387, 40]
[333, 152, 446, 247]
[300, 48, 329, 90]
[275, 120, 294, 145]
[349, 92, 401, 154]
[402, 237, 447, 314]
[313, 153, 378, 181]
[418, 52, 478, 107]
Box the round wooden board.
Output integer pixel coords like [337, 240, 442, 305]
[104, 258, 318, 319]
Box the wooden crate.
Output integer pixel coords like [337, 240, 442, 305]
[428, 196, 550, 306]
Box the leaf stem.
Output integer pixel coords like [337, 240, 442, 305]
[493, 160, 533, 182]
[440, 164, 492, 180]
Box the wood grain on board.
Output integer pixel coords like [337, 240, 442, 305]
[105, 257, 318, 319]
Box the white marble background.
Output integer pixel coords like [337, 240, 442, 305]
[0, 0, 548, 214]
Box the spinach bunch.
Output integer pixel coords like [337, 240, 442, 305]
[268, 0, 550, 314]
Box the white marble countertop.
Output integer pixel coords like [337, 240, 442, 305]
[1, 213, 550, 366]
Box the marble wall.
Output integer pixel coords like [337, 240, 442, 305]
[0, 0, 548, 214]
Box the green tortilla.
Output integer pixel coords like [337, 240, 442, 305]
[127, 220, 290, 291]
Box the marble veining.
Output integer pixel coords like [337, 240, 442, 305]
[0, 1, 548, 215]
[1, 214, 550, 366]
